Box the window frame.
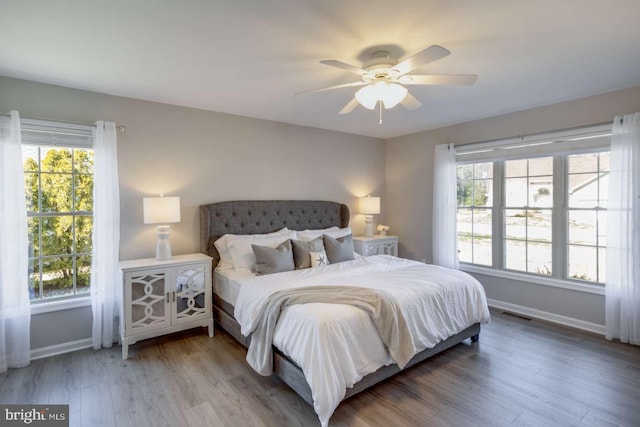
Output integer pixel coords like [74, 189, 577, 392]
[455, 124, 611, 293]
[21, 118, 95, 305]
[502, 156, 555, 275]
[456, 162, 494, 266]
[564, 152, 609, 284]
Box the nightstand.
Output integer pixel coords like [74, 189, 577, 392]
[119, 253, 213, 359]
[353, 235, 399, 257]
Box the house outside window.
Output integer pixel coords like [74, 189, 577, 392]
[566, 152, 609, 283]
[455, 125, 610, 286]
[503, 156, 554, 275]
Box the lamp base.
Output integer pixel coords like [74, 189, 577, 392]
[155, 225, 172, 261]
[364, 215, 374, 237]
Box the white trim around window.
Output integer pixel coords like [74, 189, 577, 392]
[456, 123, 612, 289]
[455, 123, 612, 162]
[21, 118, 93, 148]
[460, 263, 605, 295]
[30, 295, 92, 315]
[22, 118, 95, 303]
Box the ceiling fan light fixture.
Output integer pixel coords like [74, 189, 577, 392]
[355, 80, 408, 110]
[382, 83, 408, 109]
[354, 84, 379, 110]
[312, 45, 475, 116]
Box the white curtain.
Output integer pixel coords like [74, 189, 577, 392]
[432, 143, 459, 269]
[606, 113, 640, 345]
[0, 111, 31, 372]
[91, 121, 121, 349]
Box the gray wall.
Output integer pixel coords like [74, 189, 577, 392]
[5, 73, 640, 352]
[385, 85, 640, 326]
[0, 76, 385, 351]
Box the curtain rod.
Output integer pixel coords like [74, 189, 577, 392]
[1, 112, 126, 132]
[453, 120, 613, 150]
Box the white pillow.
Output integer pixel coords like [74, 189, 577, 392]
[297, 226, 351, 242]
[227, 229, 297, 273]
[214, 228, 290, 271]
[310, 250, 330, 267]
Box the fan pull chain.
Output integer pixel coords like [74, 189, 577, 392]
[379, 101, 383, 125]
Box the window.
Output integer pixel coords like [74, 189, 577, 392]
[567, 152, 609, 283]
[456, 162, 492, 266]
[503, 157, 553, 275]
[455, 125, 610, 285]
[21, 120, 94, 301]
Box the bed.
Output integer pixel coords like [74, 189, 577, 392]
[199, 200, 490, 426]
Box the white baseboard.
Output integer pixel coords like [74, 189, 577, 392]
[30, 338, 93, 360]
[487, 298, 606, 336]
[28, 303, 605, 360]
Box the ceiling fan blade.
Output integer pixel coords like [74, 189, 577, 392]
[296, 81, 366, 95]
[400, 93, 422, 110]
[391, 45, 451, 76]
[320, 60, 367, 76]
[339, 98, 360, 115]
[402, 74, 478, 86]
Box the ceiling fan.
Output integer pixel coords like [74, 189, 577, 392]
[297, 45, 477, 119]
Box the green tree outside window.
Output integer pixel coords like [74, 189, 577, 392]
[24, 148, 93, 300]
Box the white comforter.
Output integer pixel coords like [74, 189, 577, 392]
[234, 255, 490, 426]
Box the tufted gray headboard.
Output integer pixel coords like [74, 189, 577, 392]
[199, 200, 350, 268]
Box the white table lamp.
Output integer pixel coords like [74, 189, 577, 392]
[143, 196, 181, 260]
[359, 195, 380, 237]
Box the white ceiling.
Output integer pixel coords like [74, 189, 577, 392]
[2, 0, 640, 139]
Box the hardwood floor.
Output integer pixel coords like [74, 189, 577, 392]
[2, 309, 639, 426]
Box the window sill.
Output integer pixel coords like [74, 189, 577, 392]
[31, 296, 92, 315]
[459, 264, 605, 296]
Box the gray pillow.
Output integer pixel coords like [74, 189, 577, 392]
[323, 234, 355, 264]
[290, 237, 325, 269]
[252, 240, 294, 275]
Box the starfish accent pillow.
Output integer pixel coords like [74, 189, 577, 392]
[309, 250, 330, 267]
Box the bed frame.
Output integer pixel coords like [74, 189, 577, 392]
[199, 200, 480, 406]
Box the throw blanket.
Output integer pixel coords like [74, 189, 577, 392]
[246, 285, 416, 376]
[234, 255, 491, 427]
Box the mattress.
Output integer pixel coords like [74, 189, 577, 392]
[213, 254, 366, 307]
[213, 269, 253, 306]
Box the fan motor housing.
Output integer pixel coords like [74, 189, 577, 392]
[362, 51, 400, 81]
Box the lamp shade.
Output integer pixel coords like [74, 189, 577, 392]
[355, 84, 379, 110]
[359, 196, 381, 215]
[143, 196, 181, 224]
[355, 80, 408, 110]
[382, 83, 408, 109]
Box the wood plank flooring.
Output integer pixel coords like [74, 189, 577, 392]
[1, 309, 639, 426]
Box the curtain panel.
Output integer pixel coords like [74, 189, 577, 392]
[432, 143, 459, 269]
[0, 111, 31, 372]
[91, 121, 121, 349]
[606, 112, 640, 345]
